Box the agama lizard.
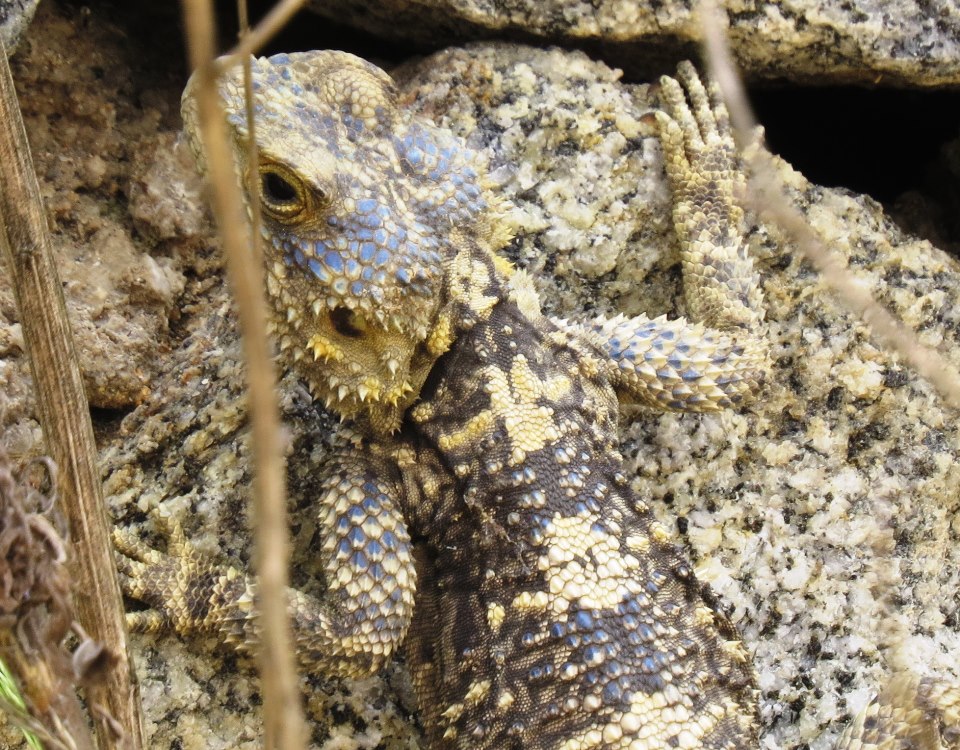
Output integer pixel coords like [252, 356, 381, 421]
[115, 52, 773, 748]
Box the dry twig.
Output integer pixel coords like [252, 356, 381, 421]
[0, 37, 144, 750]
[697, 6, 958, 738]
[699, 0, 960, 410]
[218, 0, 307, 70]
[179, 1, 307, 747]
[0, 450, 93, 750]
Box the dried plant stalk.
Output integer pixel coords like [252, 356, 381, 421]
[699, 0, 960, 410]
[179, 1, 307, 747]
[220, 0, 307, 68]
[0, 37, 144, 750]
[0, 450, 93, 750]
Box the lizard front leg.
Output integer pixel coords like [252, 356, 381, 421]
[577, 61, 769, 411]
[114, 430, 416, 679]
[554, 312, 768, 411]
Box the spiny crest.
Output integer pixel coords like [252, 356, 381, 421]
[183, 50, 503, 432]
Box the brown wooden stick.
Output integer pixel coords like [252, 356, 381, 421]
[180, 1, 306, 747]
[0, 38, 145, 750]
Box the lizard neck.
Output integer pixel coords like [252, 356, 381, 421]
[348, 242, 512, 437]
[444, 241, 512, 334]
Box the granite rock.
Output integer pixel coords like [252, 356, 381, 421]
[306, 0, 960, 87]
[98, 42, 960, 748]
[0, 0, 39, 53]
[1, 3, 212, 458]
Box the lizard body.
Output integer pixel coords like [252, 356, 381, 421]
[117, 51, 772, 748]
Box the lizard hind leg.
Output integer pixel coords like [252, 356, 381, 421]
[113, 433, 418, 680]
[113, 509, 255, 639]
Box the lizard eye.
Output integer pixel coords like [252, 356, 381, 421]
[258, 163, 307, 220]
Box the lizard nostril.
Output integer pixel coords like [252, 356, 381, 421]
[329, 306, 365, 338]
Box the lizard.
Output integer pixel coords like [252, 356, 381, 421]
[113, 51, 775, 748]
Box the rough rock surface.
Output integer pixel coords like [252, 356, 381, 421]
[306, 0, 960, 87]
[97, 41, 960, 749]
[0, 2, 213, 458]
[1, 1, 957, 746]
[0, 0, 39, 53]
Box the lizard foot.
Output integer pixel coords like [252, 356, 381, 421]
[653, 60, 766, 333]
[113, 510, 247, 636]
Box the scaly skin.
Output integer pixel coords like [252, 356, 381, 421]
[117, 51, 766, 750]
[114, 52, 949, 749]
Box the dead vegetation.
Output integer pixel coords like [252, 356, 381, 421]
[0, 448, 99, 749]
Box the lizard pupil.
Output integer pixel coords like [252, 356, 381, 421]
[262, 171, 297, 205]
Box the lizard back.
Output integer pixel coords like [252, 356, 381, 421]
[400, 297, 759, 748]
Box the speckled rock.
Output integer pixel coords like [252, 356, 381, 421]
[0, 2, 212, 457]
[398, 44, 960, 748]
[0, 0, 39, 52]
[307, 0, 960, 87]
[99, 41, 960, 749]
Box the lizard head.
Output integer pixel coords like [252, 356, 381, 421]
[182, 51, 509, 433]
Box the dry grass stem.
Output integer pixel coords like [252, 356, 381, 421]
[0, 37, 144, 750]
[218, 0, 307, 71]
[180, 1, 306, 747]
[238, 0, 266, 272]
[700, 0, 960, 410]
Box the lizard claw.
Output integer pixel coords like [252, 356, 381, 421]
[655, 61, 739, 188]
[113, 525, 164, 567]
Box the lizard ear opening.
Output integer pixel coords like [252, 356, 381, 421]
[329, 306, 368, 339]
